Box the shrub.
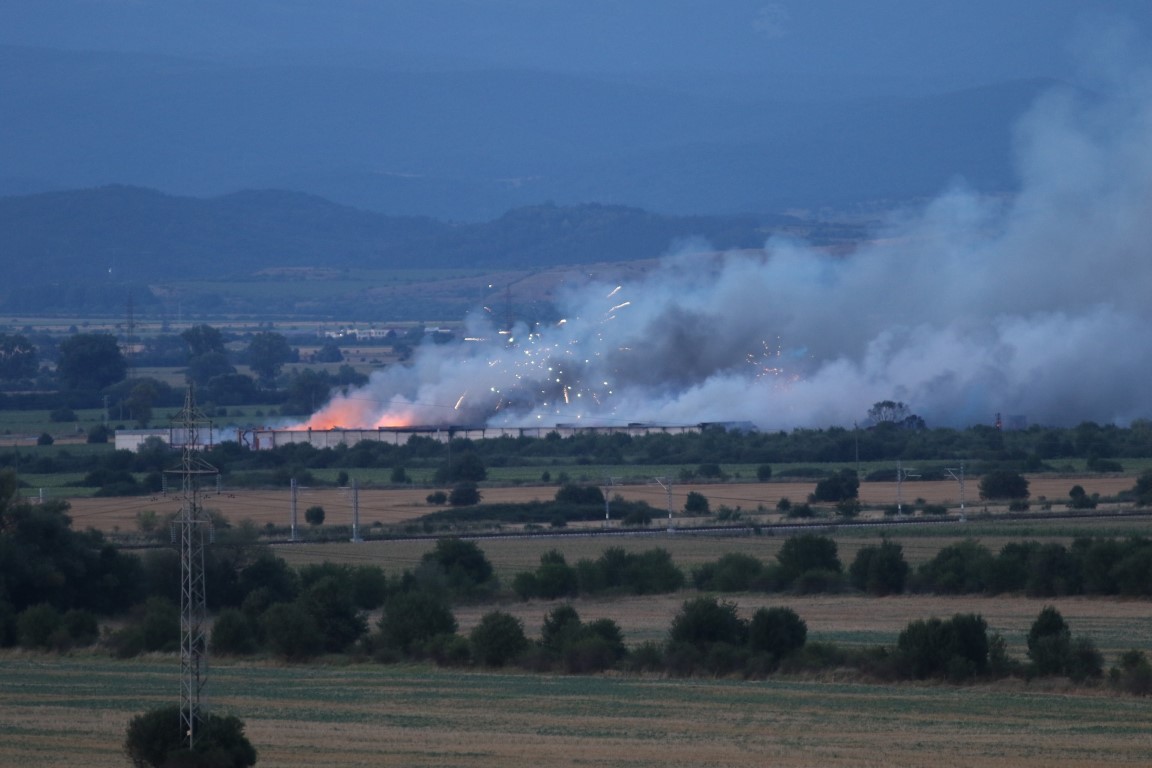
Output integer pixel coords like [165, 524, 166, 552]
[683, 491, 710, 516]
[554, 483, 605, 505]
[747, 606, 806, 660]
[17, 604, 62, 649]
[376, 590, 457, 655]
[777, 534, 841, 585]
[107, 598, 180, 658]
[1066, 637, 1104, 682]
[979, 470, 1029, 500]
[1115, 649, 1152, 696]
[421, 538, 495, 596]
[210, 608, 258, 656]
[914, 540, 992, 594]
[1132, 471, 1152, 506]
[426, 491, 447, 505]
[1027, 606, 1071, 676]
[896, 613, 989, 681]
[304, 505, 325, 526]
[1068, 485, 1097, 509]
[849, 540, 909, 596]
[757, 464, 773, 481]
[669, 596, 746, 652]
[694, 552, 764, 592]
[811, 469, 859, 502]
[448, 482, 481, 506]
[124, 705, 256, 768]
[260, 601, 324, 661]
[470, 611, 528, 667]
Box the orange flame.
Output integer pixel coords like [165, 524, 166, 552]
[292, 397, 420, 430]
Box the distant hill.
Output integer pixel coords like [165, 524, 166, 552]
[0, 46, 1047, 220]
[0, 185, 862, 315]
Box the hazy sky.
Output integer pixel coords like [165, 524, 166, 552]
[5, 1, 1152, 94]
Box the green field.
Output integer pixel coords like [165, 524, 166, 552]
[2, 656, 1150, 768]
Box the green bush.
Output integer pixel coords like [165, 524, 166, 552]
[747, 606, 807, 660]
[210, 608, 259, 656]
[777, 534, 841, 585]
[375, 590, 457, 655]
[1114, 649, 1152, 696]
[896, 613, 989, 681]
[668, 596, 746, 652]
[470, 611, 528, 667]
[849, 540, 909, 596]
[124, 705, 256, 768]
[1027, 606, 1071, 676]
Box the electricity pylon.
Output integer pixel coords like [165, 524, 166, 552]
[166, 386, 217, 748]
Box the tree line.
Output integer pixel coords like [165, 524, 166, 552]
[4, 472, 1152, 699]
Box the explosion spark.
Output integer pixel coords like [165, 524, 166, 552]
[298, 54, 1152, 431]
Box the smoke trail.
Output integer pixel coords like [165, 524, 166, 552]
[308, 56, 1152, 430]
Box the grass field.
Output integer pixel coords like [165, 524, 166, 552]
[2, 655, 1150, 767]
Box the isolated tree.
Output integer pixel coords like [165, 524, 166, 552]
[440, 452, 487, 483]
[124, 380, 158, 427]
[747, 606, 807, 659]
[776, 534, 842, 583]
[282, 368, 333, 415]
[541, 604, 583, 651]
[304, 505, 325, 526]
[668, 596, 747, 652]
[449, 482, 481, 506]
[1068, 485, 1096, 509]
[1027, 605, 1071, 675]
[313, 340, 344, 363]
[56, 332, 126, 390]
[0, 333, 38, 380]
[181, 324, 225, 358]
[812, 469, 859, 502]
[1132, 471, 1152, 506]
[422, 538, 493, 593]
[849, 540, 909, 596]
[124, 705, 256, 768]
[979, 470, 1029, 500]
[867, 400, 910, 425]
[897, 613, 989, 680]
[377, 590, 457, 654]
[185, 350, 235, 387]
[469, 610, 528, 667]
[554, 484, 605, 505]
[247, 331, 293, 384]
[683, 491, 710, 515]
[190, 372, 251, 407]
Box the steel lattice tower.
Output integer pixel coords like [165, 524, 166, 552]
[166, 386, 217, 748]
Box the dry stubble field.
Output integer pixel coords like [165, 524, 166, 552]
[21, 476, 1152, 765]
[2, 655, 1152, 768]
[63, 475, 1138, 535]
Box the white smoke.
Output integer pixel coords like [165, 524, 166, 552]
[311, 53, 1152, 430]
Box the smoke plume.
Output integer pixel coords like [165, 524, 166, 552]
[308, 57, 1152, 430]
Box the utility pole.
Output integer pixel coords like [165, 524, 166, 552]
[350, 478, 363, 542]
[603, 476, 622, 525]
[946, 462, 966, 521]
[290, 478, 299, 542]
[165, 386, 217, 750]
[653, 477, 674, 532]
[896, 460, 918, 515]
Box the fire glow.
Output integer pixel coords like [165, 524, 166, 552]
[291, 64, 1152, 431]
